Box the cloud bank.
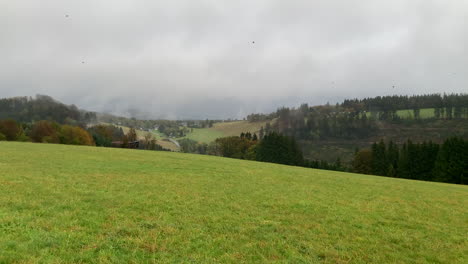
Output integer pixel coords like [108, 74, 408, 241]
[1, 0, 467, 118]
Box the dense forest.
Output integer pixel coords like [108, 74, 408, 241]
[341, 93, 468, 117]
[0, 95, 97, 125]
[353, 138, 467, 184]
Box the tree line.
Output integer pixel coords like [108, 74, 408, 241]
[180, 131, 346, 171]
[353, 138, 467, 184]
[0, 119, 169, 151]
[342, 93, 468, 115]
[179, 132, 303, 165]
[0, 119, 94, 146]
[258, 104, 378, 141]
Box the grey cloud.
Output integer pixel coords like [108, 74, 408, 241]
[1, 0, 467, 119]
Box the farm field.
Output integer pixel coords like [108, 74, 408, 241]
[0, 142, 467, 263]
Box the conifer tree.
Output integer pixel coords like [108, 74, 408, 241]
[433, 137, 468, 184]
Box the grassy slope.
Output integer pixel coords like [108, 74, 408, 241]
[210, 120, 268, 137]
[366, 108, 435, 119]
[178, 128, 224, 143]
[396, 108, 434, 119]
[0, 142, 467, 263]
[180, 120, 270, 143]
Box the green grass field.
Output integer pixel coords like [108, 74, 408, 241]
[366, 108, 435, 119]
[395, 108, 435, 119]
[180, 121, 270, 143]
[0, 142, 467, 263]
[177, 128, 224, 143]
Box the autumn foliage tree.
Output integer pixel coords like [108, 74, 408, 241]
[214, 136, 256, 159]
[30, 121, 60, 143]
[127, 128, 138, 142]
[60, 125, 95, 146]
[88, 124, 114, 146]
[0, 119, 23, 141]
[29, 120, 94, 146]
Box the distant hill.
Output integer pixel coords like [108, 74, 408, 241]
[187, 94, 468, 164]
[0, 95, 96, 125]
[2, 93, 467, 165]
[1, 141, 466, 262]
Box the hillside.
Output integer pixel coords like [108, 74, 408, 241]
[1, 142, 466, 263]
[0, 95, 96, 125]
[112, 124, 180, 151]
[175, 117, 468, 164]
[209, 120, 269, 137]
[303, 118, 468, 163]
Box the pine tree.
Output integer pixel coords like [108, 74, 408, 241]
[252, 133, 258, 141]
[255, 132, 303, 166]
[433, 137, 468, 184]
[386, 141, 399, 177]
[397, 142, 410, 179]
[434, 108, 441, 119]
[371, 140, 387, 176]
[259, 126, 264, 140]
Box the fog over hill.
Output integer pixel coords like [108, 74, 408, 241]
[1, 0, 467, 119]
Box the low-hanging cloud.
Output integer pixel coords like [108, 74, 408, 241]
[1, 0, 467, 119]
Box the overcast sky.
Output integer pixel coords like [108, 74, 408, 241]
[1, 0, 467, 119]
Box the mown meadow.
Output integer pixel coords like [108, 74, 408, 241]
[0, 142, 466, 263]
